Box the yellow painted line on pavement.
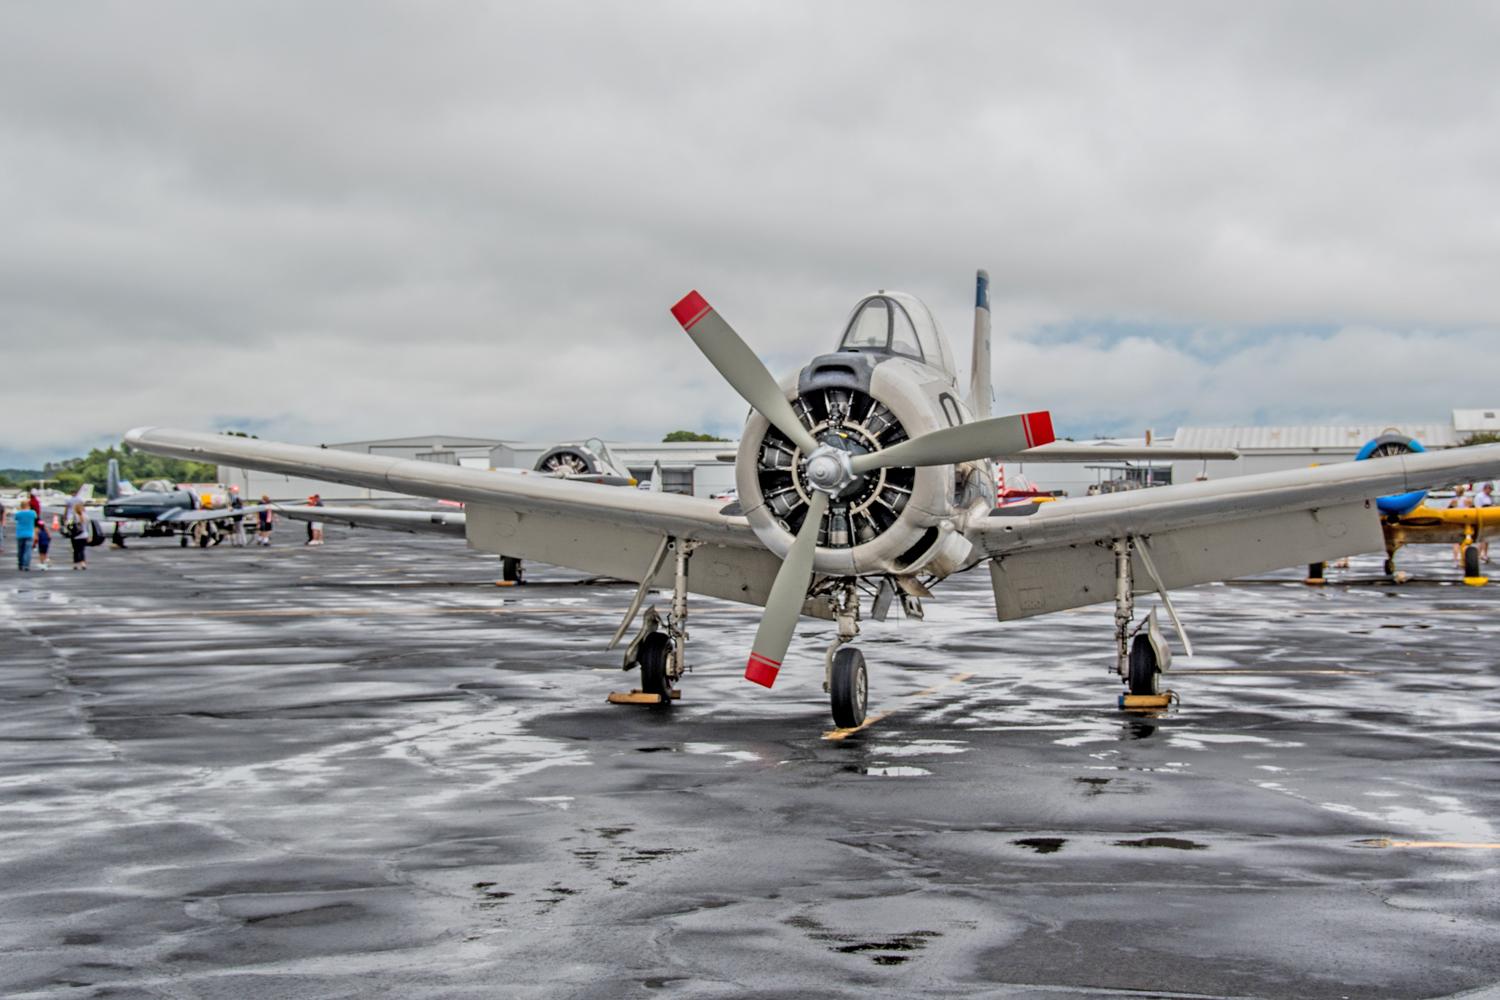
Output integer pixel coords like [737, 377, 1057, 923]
[823, 671, 975, 741]
[1357, 838, 1500, 850]
[1171, 668, 1369, 676]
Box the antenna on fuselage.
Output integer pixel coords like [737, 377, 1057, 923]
[968, 269, 993, 420]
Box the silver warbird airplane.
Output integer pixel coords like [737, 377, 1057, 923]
[126, 273, 1500, 727]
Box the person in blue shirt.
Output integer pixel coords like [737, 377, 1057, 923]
[13, 507, 37, 571]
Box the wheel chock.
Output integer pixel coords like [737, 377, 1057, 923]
[607, 688, 682, 705]
[1119, 690, 1176, 711]
[1463, 575, 1489, 587]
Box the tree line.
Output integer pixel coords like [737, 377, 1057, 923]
[2, 444, 217, 494]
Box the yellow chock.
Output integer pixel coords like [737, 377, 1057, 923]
[607, 689, 682, 705]
[1464, 575, 1489, 587]
[496, 580, 518, 587]
[1119, 691, 1176, 711]
[1302, 577, 1327, 586]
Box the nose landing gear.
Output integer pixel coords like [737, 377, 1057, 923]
[823, 582, 867, 728]
[829, 646, 868, 728]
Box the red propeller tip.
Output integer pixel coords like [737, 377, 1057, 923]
[745, 653, 781, 688]
[1022, 411, 1055, 448]
[670, 290, 713, 330]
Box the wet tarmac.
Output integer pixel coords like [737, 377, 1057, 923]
[2, 531, 1499, 998]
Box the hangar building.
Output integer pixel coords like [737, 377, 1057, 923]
[1167, 410, 1495, 485]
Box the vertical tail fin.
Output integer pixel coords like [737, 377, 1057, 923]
[969, 269, 993, 420]
[107, 458, 122, 501]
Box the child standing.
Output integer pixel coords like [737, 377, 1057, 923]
[34, 518, 50, 570]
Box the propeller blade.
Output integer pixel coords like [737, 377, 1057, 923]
[745, 490, 829, 688]
[848, 410, 1054, 475]
[671, 291, 819, 455]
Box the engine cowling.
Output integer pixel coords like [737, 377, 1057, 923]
[735, 355, 975, 577]
[534, 444, 605, 477]
[1356, 432, 1428, 516]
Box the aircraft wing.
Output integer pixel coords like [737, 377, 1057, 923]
[154, 503, 273, 524]
[125, 427, 785, 606]
[274, 504, 466, 537]
[999, 443, 1239, 462]
[975, 444, 1500, 620]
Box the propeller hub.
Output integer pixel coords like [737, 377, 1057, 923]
[804, 445, 855, 495]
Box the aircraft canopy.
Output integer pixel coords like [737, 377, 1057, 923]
[836, 292, 956, 377]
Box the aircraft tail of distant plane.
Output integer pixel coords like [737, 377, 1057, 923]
[107, 458, 123, 500]
[968, 269, 993, 420]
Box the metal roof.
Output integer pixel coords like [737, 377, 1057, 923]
[1173, 424, 1460, 452]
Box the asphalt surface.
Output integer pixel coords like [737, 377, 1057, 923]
[2, 529, 1499, 999]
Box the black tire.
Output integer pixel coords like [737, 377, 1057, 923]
[1384, 557, 1397, 577]
[1307, 562, 1325, 581]
[829, 646, 868, 728]
[1464, 544, 1482, 579]
[1128, 634, 1160, 696]
[501, 557, 524, 584]
[638, 631, 673, 705]
[180, 535, 189, 548]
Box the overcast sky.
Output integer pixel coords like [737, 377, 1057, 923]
[3, 1, 1498, 467]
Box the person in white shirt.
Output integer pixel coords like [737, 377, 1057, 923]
[1475, 482, 1494, 563]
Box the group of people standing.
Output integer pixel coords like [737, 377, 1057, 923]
[1, 490, 89, 571]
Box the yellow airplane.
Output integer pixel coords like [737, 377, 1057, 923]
[1306, 432, 1495, 585]
[1383, 501, 1497, 584]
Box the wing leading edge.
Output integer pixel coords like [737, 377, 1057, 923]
[974, 443, 1500, 619]
[124, 427, 789, 608]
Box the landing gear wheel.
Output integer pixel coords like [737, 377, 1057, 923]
[829, 646, 868, 728]
[1464, 545, 1482, 579]
[1128, 634, 1160, 696]
[637, 631, 673, 706]
[1384, 557, 1398, 578]
[198, 534, 210, 548]
[179, 536, 189, 548]
[501, 557, 524, 584]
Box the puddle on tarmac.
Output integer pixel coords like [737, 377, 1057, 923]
[784, 913, 943, 967]
[1114, 836, 1208, 851]
[1013, 837, 1067, 854]
[841, 764, 931, 777]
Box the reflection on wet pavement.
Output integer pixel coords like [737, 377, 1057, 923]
[2, 534, 1499, 998]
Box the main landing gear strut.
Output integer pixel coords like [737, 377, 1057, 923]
[614, 539, 696, 705]
[1112, 537, 1178, 703]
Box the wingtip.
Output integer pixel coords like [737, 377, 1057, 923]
[123, 426, 154, 446]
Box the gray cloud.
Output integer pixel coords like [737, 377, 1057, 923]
[3, 2, 1498, 465]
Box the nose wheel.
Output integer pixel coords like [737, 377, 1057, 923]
[829, 646, 868, 728]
